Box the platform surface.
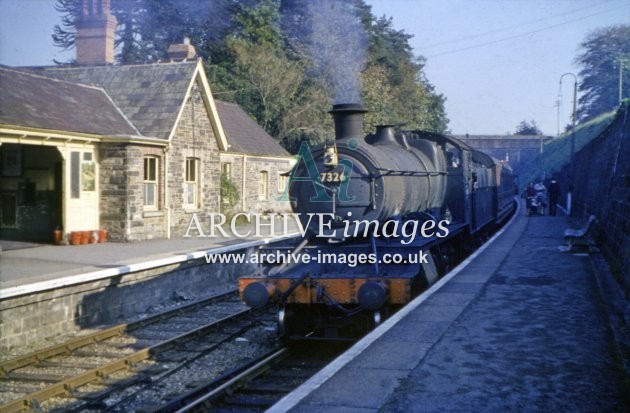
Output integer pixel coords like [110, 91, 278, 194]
[0, 220, 299, 294]
[271, 212, 630, 412]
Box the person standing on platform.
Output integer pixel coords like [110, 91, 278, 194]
[533, 180, 547, 215]
[548, 179, 561, 216]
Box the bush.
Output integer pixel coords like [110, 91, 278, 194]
[220, 173, 239, 215]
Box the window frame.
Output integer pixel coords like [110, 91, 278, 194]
[221, 162, 232, 179]
[71, 151, 81, 199]
[143, 156, 159, 210]
[277, 171, 288, 193]
[81, 152, 96, 192]
[259, 170, 268, 200]
[184, 157, 200, 208]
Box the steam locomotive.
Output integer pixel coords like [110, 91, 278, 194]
[239, 104, 516, 338]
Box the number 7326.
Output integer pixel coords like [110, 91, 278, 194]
[320, 171, 347, 183]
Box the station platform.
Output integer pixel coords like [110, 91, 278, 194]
[0, 221, 299, 298]
[271, 210, 630, 412]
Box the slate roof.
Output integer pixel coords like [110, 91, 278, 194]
[8, 61, 291, 158]
[0, 66, 139, 136]
[215, 100, 290, 157]
[26, 61, 198, 140]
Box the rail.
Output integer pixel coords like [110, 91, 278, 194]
[0, 290, 256, 413]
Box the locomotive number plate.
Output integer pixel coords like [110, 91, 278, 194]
[320, 171, 347, 183]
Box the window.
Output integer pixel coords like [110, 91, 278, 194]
[71, 151, 96, 197]
[278, 172, 288, 193]
[259, 171, 268, 200]
[446, 143, 461, 169]
[144, 157, 158, 209]
[221, 162, 231, 178]
[185, 158, 199, 207]
[71, 151, 80, 199]
[81, 152, 95, 191]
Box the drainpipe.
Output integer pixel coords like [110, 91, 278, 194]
[242, 155, 247, 211]
[126, 157, 131, 240]
[164, 144, 171, 239]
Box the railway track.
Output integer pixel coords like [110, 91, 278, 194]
[0, 289, 279, 412]
[147, 341, 350, 412]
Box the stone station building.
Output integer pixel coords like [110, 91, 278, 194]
[0, 0, 294, 243]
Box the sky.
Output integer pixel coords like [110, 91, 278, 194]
[0, 0, 628, 135]
[367, 0, 629, 135]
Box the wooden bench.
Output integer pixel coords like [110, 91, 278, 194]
[563, 215, 597, 252]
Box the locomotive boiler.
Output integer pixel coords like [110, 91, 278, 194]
[289, 103, 448, 239]
[238, 104, 516, 338]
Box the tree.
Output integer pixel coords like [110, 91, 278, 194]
[52, 0, 80, 54]
[514, 120, 542, 135]
[223, 0, 331, 148]
[53, 0, 234, 64]
[51, 0, 449, 149]
[363, 14, 448, 133]
[575, 25, 630, 122]
[53, 0, 155, 62]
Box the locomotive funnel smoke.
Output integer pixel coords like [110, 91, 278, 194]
[300, 0, 368, 104]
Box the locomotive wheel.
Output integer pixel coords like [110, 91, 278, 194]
[278, 304, 323, 338]
[277, 305, 287, 337]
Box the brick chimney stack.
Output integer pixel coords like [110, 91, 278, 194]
[75, 0, 117, 65]
[167, 37, 197, 61]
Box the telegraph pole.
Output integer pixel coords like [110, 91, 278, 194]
[619, 56, 624, 105]
[560, 72, 578, 216]
[560, 73, 577, 161]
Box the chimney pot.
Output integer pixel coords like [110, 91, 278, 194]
[167, 39, 197, 61]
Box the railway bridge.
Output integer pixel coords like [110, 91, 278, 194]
[455, 134, 552, 173]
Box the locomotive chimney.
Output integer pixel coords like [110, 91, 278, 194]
[329, 103, 367, 140]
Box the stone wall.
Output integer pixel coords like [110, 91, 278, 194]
[219, 153, 294, 215]
[126, 145, 167, 241]
[97, 81, 294, 241]
[168, 83, 221, 238]
[560, 102, 630, 297]
[99, 143, 129, 241]
[0, 246, 258, 351]
[99, 143, 168, 241]
[99, 82, 223, 241]
[243, 157, 294, 214]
